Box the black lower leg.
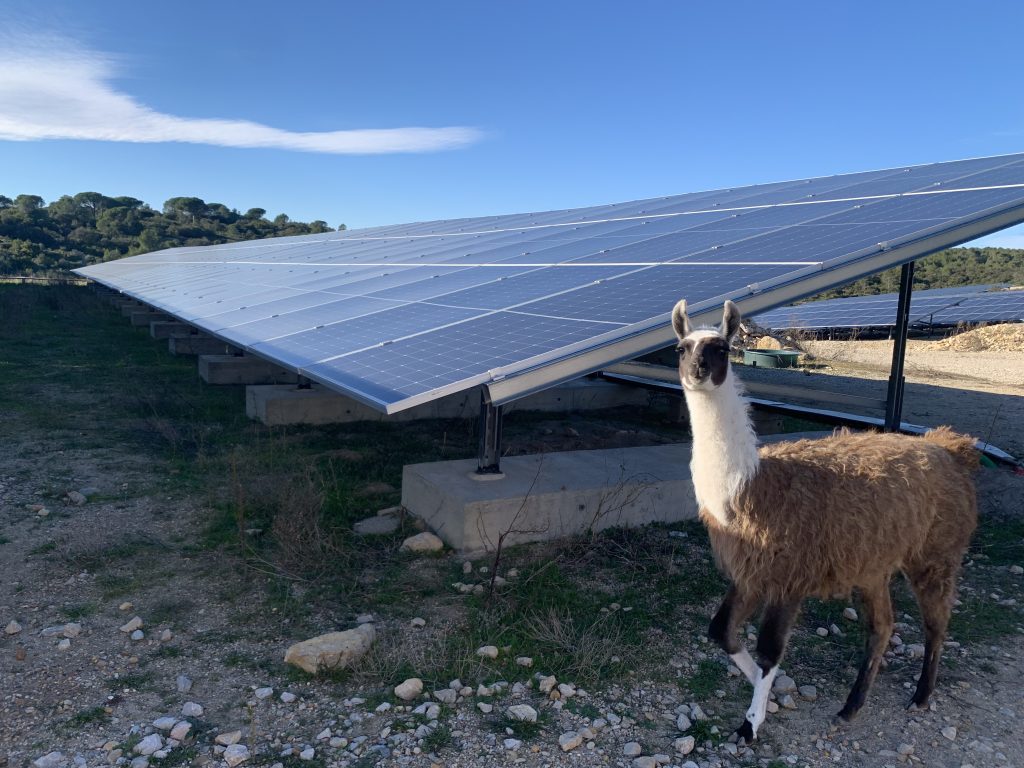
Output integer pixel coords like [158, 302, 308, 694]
[837, 583, 892, 722]
[910, 637, 943, 708]
[709, 584, 756, 654]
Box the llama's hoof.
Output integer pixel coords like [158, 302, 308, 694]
[906, 699, 929, 712]
[731, 719, 755, 745]
[832, 709, 856, 726]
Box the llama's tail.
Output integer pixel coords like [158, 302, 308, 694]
[922, 426, 980, 471]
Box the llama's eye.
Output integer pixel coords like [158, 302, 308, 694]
[676, 345, 687, 357]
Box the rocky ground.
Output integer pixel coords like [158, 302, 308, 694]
[2, 286, 1023, 768]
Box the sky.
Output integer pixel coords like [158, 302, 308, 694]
[1, 0, 1023, 247]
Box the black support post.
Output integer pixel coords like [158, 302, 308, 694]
[884, 261, 915, 432]
[476, 390, 504, 475]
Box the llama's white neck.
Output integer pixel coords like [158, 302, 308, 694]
[683, 370, 760, 527]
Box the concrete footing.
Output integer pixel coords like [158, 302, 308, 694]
[130, 311, 170, 327]
[200, 355, 300, 385]
[168, 335, 238, 356]
[151, 322, 194, 339]
[119, 301, 146, 317]
[402, 432, 830, 554]
[245, 378, 652, 426]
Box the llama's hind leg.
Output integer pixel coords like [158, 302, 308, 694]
[734, 599, 800, 745]
[708, 584, 760, 685]
[836, 578, 893, 722]
[905, 563, 957, 709]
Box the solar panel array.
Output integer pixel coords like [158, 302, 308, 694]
[76, 153, 1024, 412]
[927, 290, 1024, 325]
[753, 285, 1015, 330]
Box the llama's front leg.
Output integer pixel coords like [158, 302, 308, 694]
[734, 600, 800, 745]
[836, 579, 893, 722]
[708, 585, 759, 685]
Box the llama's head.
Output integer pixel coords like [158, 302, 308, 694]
[671, 299, 741, 391]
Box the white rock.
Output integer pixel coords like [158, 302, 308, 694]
[353, 516, 399, 536]
[328, 737, 347, 748]
[152, 717, 177, 732]
[674, 736, 695, 754]
[906, 643, 926, 659]
[476, 683, 494, 697]
[4, 620, 22, 635]
[477, 702, 493, 714]
[766, 700, 779, 714]
[254, 687, 273, 699]
[299, 748, 315, 761]
[283, 624, 376, 674]
[676, 713, 692, 731]
[843, 607, 858, 621]
[215, 731, 242, 746]
[815, 626, 829, 637]
[119, 602, 133, 612]
[772, 674, 797, 694]
[538, 675, 556, 693]
[779, 694, 797, 709]
[33, 752, 64, 768]
[503, 738, 522, 750]
[890, 634, 903, 647]
[279, 692, 296, 703]
[355, 613, 374, 624]
[1010, 565, 1023, 575]
[410, 617, 426, 628]
[632, 759, 657, 768]
[559, 731, 583, 751]
[942, 726, 957, 741]
[181, 702, 203, 717]
[434, 688, 457, 704]
[448, 678, 463, 690]
[159, 629, 172, 642]
[394, 678, 424, 701]
[119, 616, 143, 633]
[169, 722, 191, 741]
[57, 638, 71, 650]
[67, 491, 87, 505]
[62, 623, 82, 638]
[515, 656, 533, 667]
[476, 645, 499, 659]
[130, 629, 144, 641]
[176, 675, 192, 693]
[897, 742, 915, 756]
[624, 741, 643, 757]
[399, 532, 444, 553]
[505, 704, 538, 723]
[798, 685, 818, 701]
[557, 682, 576, 698]
[134, 734, 163, 756]
[129, 758, 147, 768]
[223, 744, 249, 767]
[830, 623, 844, 636]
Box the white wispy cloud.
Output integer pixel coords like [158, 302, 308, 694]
[0, 33, 482, 154]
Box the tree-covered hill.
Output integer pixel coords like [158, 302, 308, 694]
[0, 192, 341, 275]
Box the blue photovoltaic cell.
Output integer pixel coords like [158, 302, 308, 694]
[753, 286, 1014, 330]
[927, 291, 1024, 325]
[75, 153, 1024, 411]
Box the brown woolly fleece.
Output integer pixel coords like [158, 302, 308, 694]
[703, 427, 978, 605]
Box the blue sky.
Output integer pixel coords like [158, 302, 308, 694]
[1, 0, 1023, 246]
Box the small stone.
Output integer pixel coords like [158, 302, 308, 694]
[942, 726, 957, 741]
[676, 713, 692, 731]
[62, 623, 82, 638]
[843, 607, 858, 621]
[779, 694, 797, 709]
[215, 731, 242, 746]
[503, 739, 522, 751]
[134, 734, 163, 756]
[33, 752, 64, 768]
[815, 626, 829, 637]
[176, 675, 192, 693]
[153, 717, 177, 731]
[283, 624, 376, 674]
[395, 678, 424, 701]
[632, 759, 657, 768]
[130, 629, 144, 641]
[410, 617, 426, 628]
[106, 751, 122, 765]
[223, 744, 249, 767]
[434, 688, 457, 704]
[559, 731, 583, 751]
[476, 645, 499, 659]
[254, 686, 273, 699]
[299, 748, 315, 761]
[328, 737, 347, 748]
[674, 736, 695, 755]
[906, 643, 926, 659]
[538, 675, 556, 693]
[355, 613, 375, 624]
[505, 704, 538, 723]
[798, 685, 818, 701]
[1010, 565, 1023, 575]
[169, 722, 191, 741]
[280, 692, 296, 703]
[4, 620, 21, 635]
[119, 616, 143, 633]
[830, 623, 844, 636]
[66, 490, 87, 505]
[477, 702, 493, 714]
[623, 741, 643, 757]
[129, 759, 147, 768]
[181, 702, 203, 717]
[772, 674, 796, 694]
[399, 532, 444, 553]
[353, 516, 399, 536]
[897, 742, 915, 756]
[557, 682, 576, 698]
[766, 700, 779, 713]
[159, 629, 172, 642]
[119, 602, 133, 611]
[57, 638, 71, 650]
[890, 634, 903, 647]
[515, 656, 533, 667]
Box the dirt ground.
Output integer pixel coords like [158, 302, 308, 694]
[1, 287, 1023, 768]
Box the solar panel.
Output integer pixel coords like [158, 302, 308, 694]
[927, 290, 1024, 325]
[75, 153, 1024, 413]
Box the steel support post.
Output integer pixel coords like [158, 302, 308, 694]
[476, 390, 504, 474]
[884, 261, 915, 432]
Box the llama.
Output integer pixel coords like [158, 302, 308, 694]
[672, 299, 977, 743]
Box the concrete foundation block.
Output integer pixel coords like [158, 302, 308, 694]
[402, 445, 697, 554]
[119, 301, 146, 317]
[130, 311, 170, 327]
[151, 322, 194, 339]
[200, 355, 300, 385]
[168, 335, 238, 356]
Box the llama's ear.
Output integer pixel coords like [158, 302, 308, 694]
[671, 299, 691, 340]
[721, 300, 742, 342]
